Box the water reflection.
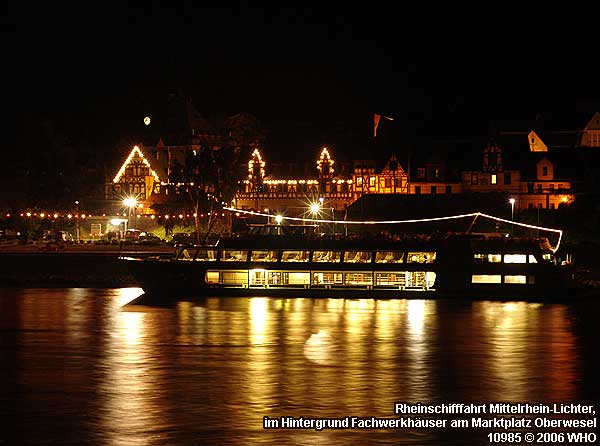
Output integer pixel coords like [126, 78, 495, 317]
[0, 289, 593, 446]
[476, 301, 580, 402]
[99, 289, 173, 446]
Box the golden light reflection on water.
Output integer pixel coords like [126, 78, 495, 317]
[404, 300, 436, 402]
[250, 297, 269, 345]
[476, 301, 579, 401]
[99, 292, 172, 446]
[6, 289, 590, 446]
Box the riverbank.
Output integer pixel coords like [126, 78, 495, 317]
[0, 245, 174, 287]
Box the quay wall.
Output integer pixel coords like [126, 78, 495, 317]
[0, 251, 166, 287]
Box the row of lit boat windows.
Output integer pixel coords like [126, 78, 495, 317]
[472, 274, 535, 285]
[180, 249, 436, 263]
[206, 269, 436, 288]
[473, 254, 542, 263]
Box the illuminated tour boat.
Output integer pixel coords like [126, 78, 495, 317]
[121, 211, 577, 300]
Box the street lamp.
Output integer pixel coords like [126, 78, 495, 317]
[123, 197, 137, 233]
[309, 202, 321, 217]
[509, 197, 515, 236]
[74, 200, 80, 242]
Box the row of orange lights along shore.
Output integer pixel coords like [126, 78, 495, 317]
[3, 212, 230, 219]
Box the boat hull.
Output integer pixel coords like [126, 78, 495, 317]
[121, 256, 588, 302]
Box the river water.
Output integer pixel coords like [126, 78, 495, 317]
[1, 288, 598, 445]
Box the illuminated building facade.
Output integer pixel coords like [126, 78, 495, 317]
[234, 148, 355, 216]
[106, 99, 596, 217]
[105, 145, 166, 214]
[105, 93, 264, 214]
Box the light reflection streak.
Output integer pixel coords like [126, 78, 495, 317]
[245, 298, 278, 424]
[479, 301, 537, 400]
[405, 300, 436, 402]
[99, 290, 168, 446]
[250, 297, 268, 345]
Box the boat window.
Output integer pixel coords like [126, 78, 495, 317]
[473, 254, 502, 263]
[249, 269, 267, 285]
[195, 249, 217, 261]
[288, 272, 310, 284]
[312, 251, 341, 262]
[220, 270, 249, 286]
[251, 250, 278, 262]
[312, 272, 344, 285]
[375, 251, 404, 263]
[471, 274, 502, 284]
[206, 271, 220, 283]
[343, 251, 372, 263]
[407, 252, 436, 263]
[344, 272, 373, 285]
[375, 272, 406, 286]
[281, 251, 309, 262]
[504, 254, 527, 263]
[221, 250, 248, 262]
[504, 275, 527, 284]
[267, 271, 285, 285]
[528, 255, 537, 263]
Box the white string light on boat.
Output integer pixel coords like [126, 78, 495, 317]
[223, 207, 564, 253]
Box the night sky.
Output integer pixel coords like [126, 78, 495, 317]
[5, 3, 600, 160]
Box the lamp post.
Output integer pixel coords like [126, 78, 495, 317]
[509, 197, 515, 236]
[74, 200, 80, 243]
[331, 207, 336, 235]
[123, 197, 137, 235]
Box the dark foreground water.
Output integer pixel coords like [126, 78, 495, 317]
[1, 288, 598, 445]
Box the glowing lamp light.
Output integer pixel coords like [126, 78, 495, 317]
[26, 212, 31, 217]
[123, 197, 137, 208]
[561, 196, 568, 203]
[67, 214, 72, 219]
[53, 213, 58, 219]
[40, 213, 45, 218]
[275, 214, 283, 224]
[143, 116, 151, 126]
[310, 203, 321, 214]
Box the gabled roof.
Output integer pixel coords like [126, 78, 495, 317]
[528, 130, 548, 152]
[580, 111, 600, 131]
[112, 146, 166, 184]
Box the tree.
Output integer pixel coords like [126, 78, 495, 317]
[184, 113, 264, 243]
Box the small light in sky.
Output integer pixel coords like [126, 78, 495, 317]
[144, 116, 151, 126]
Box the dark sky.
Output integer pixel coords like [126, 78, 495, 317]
[5, 3, 600, 158]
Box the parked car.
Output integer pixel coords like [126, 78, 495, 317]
[136, 234, 164, 246]
[171, 232, 193, 247]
